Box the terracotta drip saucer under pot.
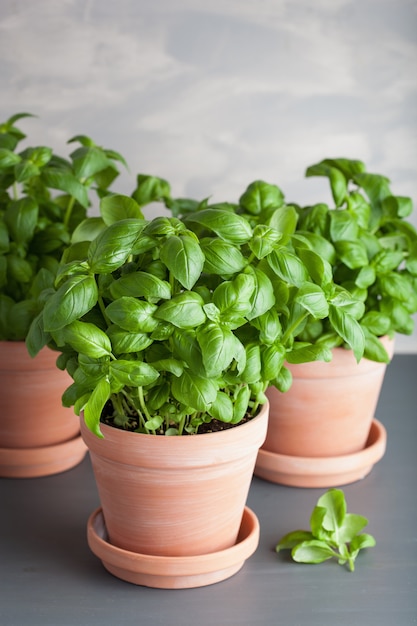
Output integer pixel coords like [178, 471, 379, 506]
[255, 418, 387, 488]
[87, 506, 260, 589]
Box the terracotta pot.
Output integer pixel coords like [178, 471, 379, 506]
[254, 337, 394, 487]
[81, 401, 269, 587]
[0, 341, 87, 477]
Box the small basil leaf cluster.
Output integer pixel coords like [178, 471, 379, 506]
[296, 158, 417, 362]
[276, 488, 376, 572]
[27, 176, 348, 437]
[0, 112, 127, 341]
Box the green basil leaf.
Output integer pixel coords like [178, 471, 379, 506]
[363, 330, 390, 363]
[171, 369, 217, 412]
[14, 160, 40, 182]
[160, 234, 205, 289]
[109, 360, 159, 387]
[0, 147, 21, 168]
[372, 249, 405, 274]
[213, 273, 255, 320]
[349, 533, 376, 551]
[26, 311, 50, 357]
[239, 180, 285, 215]
[292, 540, 336, 564]
[60, 320, 112, 357]
[147, 358, 184, 377]
[131, 174, 171, 206]
[107, 324, 153, 354]
[83, 377, 111, 438]
[185, 209, 253, 244]
[106, 297, 158, 332]
[328, 305, 365, 361]
[71, 217, 106, 243]
[296, 247, 333, 286]
[196, 322, 237, 377]
[293, 231, 336, 265]
[209, 391, 234, 422]
[355, 265, 376, 289]
[338, 513, 369, 544]
[5, 197, 38, 245]
[43, 274, 98, 332]
[360, 311, 391, 336]
[41, 167, 89, 208]
[272, 364, 292, 392]
[232, 384, 251, 423]
[171, 328, 205, 373]
[286, 343, 332, 364]
[267, 248, 309, 287]
[295, 283, 329, 319]
[246, 267, 276, 320]
[200, 238, 247, 275]
[88, 219, 145, 273]
[380, 298, 414, 334]
[100, 194, 144, 225]
[378, 272, 413, 302]
[155, 292, 206, 329]
[330, 211, 358, 242]
[70, 145, 111, 180]
[334, 240, 369, 269]
[309, 506, 329, 540]
[250, 308, 282, 344]
[275, 530, 314, 552]
[268, 205, 298, 243]
[241, 344, 262, 384]
[0, 220, 9, 254]
[261, 344, 285, 381]
[316, 488, 346, 532]
[382, 195, 413, 218]
[109, 271, 171, 301]
[306, 162, 348, 207]
[6, 254, 33, 283]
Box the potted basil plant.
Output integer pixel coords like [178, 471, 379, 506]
[27, 176, 341, 588]
[0, 112, 127, 477]
[258, 158, 417, 487]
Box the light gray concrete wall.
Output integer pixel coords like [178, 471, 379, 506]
[1, 0, 416, 351]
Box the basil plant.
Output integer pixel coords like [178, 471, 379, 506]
[0, 112, 127, 341]
[27, 176, 349, 437]
[294, 158, 417, 362]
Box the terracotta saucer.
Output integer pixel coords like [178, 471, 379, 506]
[0, 434, 87, 478]
[254, 418, 387, 488]
[87, 505, 260, 589]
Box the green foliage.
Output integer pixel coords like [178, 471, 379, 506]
[0, 113, 126, 340]
[170, 178, 367, 363]
[27, 176, 347, 437]
[275, 489, 376, 572]
[298, 157, 417, 362]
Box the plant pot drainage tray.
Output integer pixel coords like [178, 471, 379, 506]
[87, 505, 260, 589]
[255, 418, 387, 488]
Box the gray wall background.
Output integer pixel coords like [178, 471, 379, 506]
[1, 0, 416, 352]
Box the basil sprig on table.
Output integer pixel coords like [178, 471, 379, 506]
[276, 489, 376, 572]
[0, 112, 127, 340]
[27, 176, 359, 437]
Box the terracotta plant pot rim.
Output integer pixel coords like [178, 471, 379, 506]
[80, 401, 268, 469]
[0, 434, 87, 478]
[87, 506, 260, 589]
[255, 418, 386, 488]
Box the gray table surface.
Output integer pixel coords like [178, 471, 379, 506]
[1, 354, 416, 626]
